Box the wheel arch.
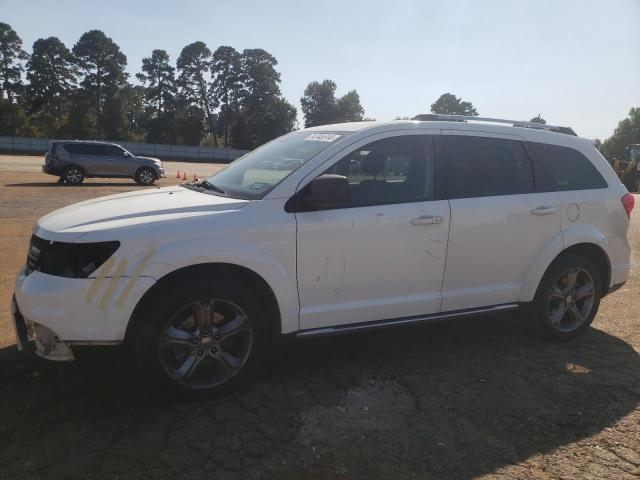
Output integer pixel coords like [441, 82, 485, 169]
[125, 262, 282, 345]
[521, 238, 612, 303]
[135, 165, 157, 179]
[552, 243, 611, 296]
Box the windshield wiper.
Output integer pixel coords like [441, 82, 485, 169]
[196, 179, 226, 195]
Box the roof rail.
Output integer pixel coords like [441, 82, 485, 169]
[412, 113, 577, 136]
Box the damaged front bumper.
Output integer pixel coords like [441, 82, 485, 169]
[11, 296, 75, 361]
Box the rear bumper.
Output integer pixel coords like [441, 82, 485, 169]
[606, 281, 627, 296]
[42, 164, 63, 176]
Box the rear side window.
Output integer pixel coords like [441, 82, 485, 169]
[87, 144, 108, 155]
[63, 144, 88, 155]
[527, 142, 607, 191]
[443, 135, 533, 199]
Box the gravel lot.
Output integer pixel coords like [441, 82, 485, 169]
[0, 155, 639, 479]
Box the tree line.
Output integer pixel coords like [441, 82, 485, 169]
[1, 22, 635, 154]
[0, 23, 320, 149]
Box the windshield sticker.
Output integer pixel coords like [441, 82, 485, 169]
[305, 133, 342, 142]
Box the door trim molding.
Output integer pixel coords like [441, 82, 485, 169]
[294, 303, 518, 338]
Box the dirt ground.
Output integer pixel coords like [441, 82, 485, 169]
[0, 155, 639, 479]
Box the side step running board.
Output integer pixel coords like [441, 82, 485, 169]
[295, 304, 519, 338]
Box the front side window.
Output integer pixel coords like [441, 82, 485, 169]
[527, 142, 607, 191]
[443, 135, 533, 199]
[322, 135, 434, 207]
[204, 131, 350, 199]
[105, 145, 125, 156]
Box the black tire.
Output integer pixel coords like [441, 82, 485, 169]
[63, 165, 85, 185]
[134, 272, 268, 398]
[135, 167, 156, 185]
[528, 253, 602, 341]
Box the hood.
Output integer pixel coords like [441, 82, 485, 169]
[36, 185, 248, 241]
[133, 156, 162, 163]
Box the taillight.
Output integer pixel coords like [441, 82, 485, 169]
[621, 193, 634, 217]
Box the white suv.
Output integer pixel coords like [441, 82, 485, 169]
[12, 115, 634, 396]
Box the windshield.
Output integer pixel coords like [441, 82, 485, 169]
[204, 131, 350, 199]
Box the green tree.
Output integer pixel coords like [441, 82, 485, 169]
[301, 80, 337, 127]
[430, 93, 478, 116]
[0, 98, 32, 136]
[176, 103, 205, 146]
[176, 41, 216, 145]
[136, 49, 176, 116]
[600, 107, 640, 160]
[73, 30, 128, 137]
[530, 114, 546, 124]
[58, 89, 91, 139]
[337, 89, 364, 123]
[0, 22, 28, 102]
[26, 37, 77, 136]
[301, 79, 364, 127]
[122, 85, 147, 138]
[211, 46, 243, 147]
[237, 49, 296, 148]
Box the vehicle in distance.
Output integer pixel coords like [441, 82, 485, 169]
[42, 140, 165, 185]
[14, 115, 634, 396]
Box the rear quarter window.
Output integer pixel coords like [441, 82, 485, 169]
[527, 142, 607, 191]
[63, 144, 86, 155]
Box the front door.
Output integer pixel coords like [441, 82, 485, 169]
[295, 132, 450, 330]
[101, 145, 131, 176]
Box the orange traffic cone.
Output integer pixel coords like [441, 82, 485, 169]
[176, 170, 181, 178]
[193, 173, 198, 182]
[182, 172, 187, 180]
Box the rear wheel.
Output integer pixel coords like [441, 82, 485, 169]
[134, 273, 267, 397]
[529, 253, 602, 340]
[135, 167, 156, 185]
[63, 166, 84, 185]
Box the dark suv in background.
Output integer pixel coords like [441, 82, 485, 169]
[43, 141, 165, 185]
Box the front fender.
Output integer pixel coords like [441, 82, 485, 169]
[139, 236, 299, 334]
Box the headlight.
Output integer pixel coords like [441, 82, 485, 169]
[26, 235, 120, 278]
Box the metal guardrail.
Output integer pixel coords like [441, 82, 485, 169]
[0, 136, 249, 163]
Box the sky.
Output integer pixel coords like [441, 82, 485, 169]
[2, 0, 639, 140]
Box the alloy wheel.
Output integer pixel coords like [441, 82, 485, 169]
[158, 298, 254, 389]
[547, 267, 596, 333]
[139, 169, 155, 184]
[66, 168, 83, 184]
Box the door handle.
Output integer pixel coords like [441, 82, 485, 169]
[411, 215, 444, 225]
[531, 206, 557, 215]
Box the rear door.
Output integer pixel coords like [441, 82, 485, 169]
[295, 131, 450, 330]
[82, 144, 112, 175]
[440, 132, 562, 311]
[63, 143, 99, 175]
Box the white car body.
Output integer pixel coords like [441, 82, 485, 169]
[13, 119, 632, 361]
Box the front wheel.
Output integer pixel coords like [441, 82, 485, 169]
[134, 274, 267, 397]
[528, 253, 602, 341]
[135, 167, 156, 185]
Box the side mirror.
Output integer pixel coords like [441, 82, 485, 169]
[122, 151, 131, 158]
[287, 174, 350, 212]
